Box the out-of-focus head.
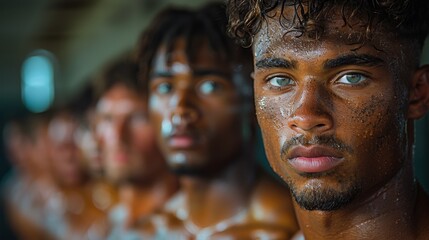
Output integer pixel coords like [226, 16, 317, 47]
[227, 0, 429, 211]
[136, 2, 254, 178]
[23, 113, 51, 179]
[47, 109, 86, 187]
[3, 117, 29, 173]
[94, 56, 166, 185]
[72, 83, 103, 178]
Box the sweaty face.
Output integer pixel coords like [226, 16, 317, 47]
[48, 113, 85, 186]
[149, 37, 249, 177]
[96, 84, 165, 184]
[253, 7, 411, 211]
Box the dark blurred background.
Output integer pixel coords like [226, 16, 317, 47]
[0, 0, 428, 237]
[0, 0, 216, 174]
[0, 0, 214, 237]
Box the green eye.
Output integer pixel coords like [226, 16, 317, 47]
[157, 82, 172, 94]
[268, 76, 294, 87]
[199, 80, 219, 94]
[338, 74, 367, 85]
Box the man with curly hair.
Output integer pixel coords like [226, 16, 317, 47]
[227, 0, 429, 239]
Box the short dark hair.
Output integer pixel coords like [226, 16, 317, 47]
[227, 0, 429, 49]
[136, 2, 252, 96]
[92, 54, 140, 101]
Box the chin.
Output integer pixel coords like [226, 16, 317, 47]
[286, 176, 362, 211]
[169, 164, 205, 177]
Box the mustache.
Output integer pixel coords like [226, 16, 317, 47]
[280, 135, 354, 159]
[161, 119, 199, 139]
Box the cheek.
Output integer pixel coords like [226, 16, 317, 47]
[343, 92, 408, 175]
[149, 96, 169, 136]
[132, 124, 158, 150]
[255, 95, 290, 163]
[347, 92, 406, 144]
[255, 95, 291, 131]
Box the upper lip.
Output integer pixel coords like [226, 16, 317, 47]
[166, 127, 200, 144]
[287, 145, 343, 160]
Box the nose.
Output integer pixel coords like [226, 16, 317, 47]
[287, 83, 333, 134]
[111, 118, 128, 145]
[170, 86, 199, 127]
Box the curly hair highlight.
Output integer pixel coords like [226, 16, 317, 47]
[227, 0, 429, 48]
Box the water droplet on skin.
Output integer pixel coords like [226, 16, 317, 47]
[258, 96, 267, 110]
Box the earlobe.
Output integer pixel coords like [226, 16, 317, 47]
[408, 65, 429, 119]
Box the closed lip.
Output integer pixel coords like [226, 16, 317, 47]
[167, 129, 200, 149]
[286, 145, 344, 173]
[113, 150, 129, 164]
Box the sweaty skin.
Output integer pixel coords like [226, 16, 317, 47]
[95, 82, 178, 237]
[141, 36, 299, 239]
[252, 6, 429, 240]
[96, 84, 168, 184]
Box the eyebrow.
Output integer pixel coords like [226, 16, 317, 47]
[150, 71, 172, 79]
[193, 69, 229, 77]
[323, 54, 384, 69]
[255, 58, 297, 70]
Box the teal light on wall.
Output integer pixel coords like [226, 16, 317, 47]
[21, 50, 55, 113]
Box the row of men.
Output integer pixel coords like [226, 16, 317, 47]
[2, 2, 298, 239]
[4, 0, 429, 239]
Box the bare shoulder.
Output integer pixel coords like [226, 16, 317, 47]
[249, 172, 299, 233]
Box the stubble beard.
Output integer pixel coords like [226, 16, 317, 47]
[285, 173, 362, 211]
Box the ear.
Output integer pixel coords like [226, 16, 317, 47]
[408, 65, 429, 119]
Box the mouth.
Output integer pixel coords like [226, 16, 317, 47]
[168, 131, 199, 149]
[113, 151, 129, 164]
[287, 145, 344, 173]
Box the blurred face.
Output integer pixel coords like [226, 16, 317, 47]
[4, 123, 28, 171]
[48, 112, 85, 186]
[29, 122, 50, 178]
[96, 84, 165, 184]
[75, 119, 103, 177]
[149, 37, 250, 176]
[253, 7, 412, 210]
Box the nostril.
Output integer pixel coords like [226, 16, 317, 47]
[171, 109, 198, 126]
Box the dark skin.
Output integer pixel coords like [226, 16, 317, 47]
[252, 6, 429, 240]
[144, 37, 298, 239]
[95, 83, 178, 230]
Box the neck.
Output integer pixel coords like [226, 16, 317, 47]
[119, 171, 178, 217]
[180, 157, 256, 228]
[296, 162, 423, 239]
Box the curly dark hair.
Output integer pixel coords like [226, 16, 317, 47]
[227, 0, 429, 48]
[135, 2, 252, 96]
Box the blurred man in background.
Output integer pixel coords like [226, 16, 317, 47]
[93, 55, 179, 238]
[136, 2, 298, 239]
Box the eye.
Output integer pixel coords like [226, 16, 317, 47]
[156, 82, 172, 94]
[337, 73, 368, 85]
[199, 80, 221, 95]
[267, 76, 294, 88]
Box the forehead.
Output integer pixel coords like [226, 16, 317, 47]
[153, 37, 230, 70]
[97, 84, 145, 112]
[254, 6, 400, 61]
